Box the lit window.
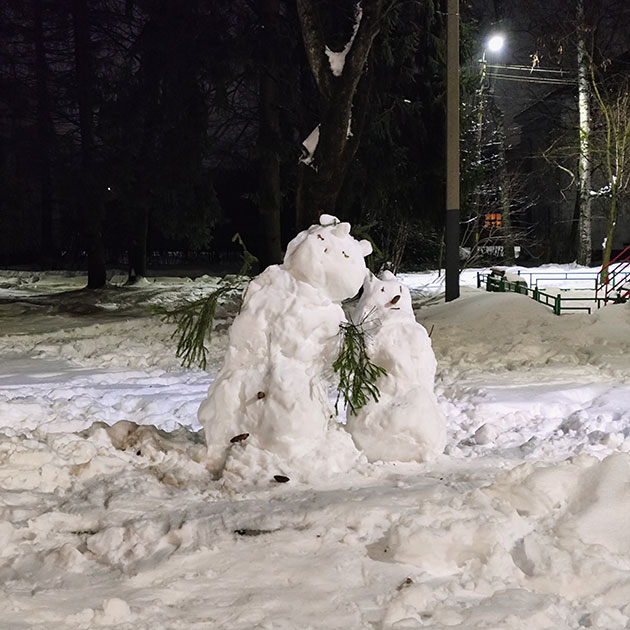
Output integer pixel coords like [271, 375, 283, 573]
[484, 213, 502, 228]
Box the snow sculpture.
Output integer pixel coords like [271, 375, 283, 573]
[345, 271, 446, 462]
[198, 214, 372, 474]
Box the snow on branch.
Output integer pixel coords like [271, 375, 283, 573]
[324, 2, 363, 77]
[590, 177, 616, 197]
[300, 125, 320, 166]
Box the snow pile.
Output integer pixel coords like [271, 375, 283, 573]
[2, 263, 630, 628]
[347, 271, 446, 462]
[381, 452, 630, 628]
[0, 420, 207, 494]
[198, 215, 373, 476]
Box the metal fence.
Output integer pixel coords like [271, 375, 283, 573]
[475, 271, 623, 315]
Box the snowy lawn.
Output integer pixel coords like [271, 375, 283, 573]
[1, 266, 630, 629]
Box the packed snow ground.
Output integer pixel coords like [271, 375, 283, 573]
[1, 265, 630, 629]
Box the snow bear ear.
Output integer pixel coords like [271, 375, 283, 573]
[319, 214, 338, 226]
[332, 222, 351, 237]
[363, 271, 376, 289]
[380, 270, 396, 281]
[359, 239, 373, 257]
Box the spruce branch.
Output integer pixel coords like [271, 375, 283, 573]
[157, 232, 257, 370]
[333, 311, 387, 416]
[157, 286, 234, 370]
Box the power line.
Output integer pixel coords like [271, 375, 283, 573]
[492, 73, 577, 86]
[486, 63, 576, 77]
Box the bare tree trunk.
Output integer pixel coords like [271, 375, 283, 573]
[567, 189, 580, 262]
[257, 0, 283, 267]
[128, 206, 148, 282]
[601, 189, 618, 272]
[501, 184, 515, 264]
[72, 0, 106, 288]
[295, 0, 382, 229]
[576, 0, 592, 266]
[33, 0, 54, 266]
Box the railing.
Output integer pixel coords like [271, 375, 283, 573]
[596, 244, 630, 304]
[477, 272, 593, 315]
[504, 270, 600, 289]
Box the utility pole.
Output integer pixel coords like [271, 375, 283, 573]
[446, 0, 460, 301]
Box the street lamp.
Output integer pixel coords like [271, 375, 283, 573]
[480, 33, 505, 86]
[473, 32, 506, 247]
[445, 10, 506, 303]
[487, 34, 505, 54]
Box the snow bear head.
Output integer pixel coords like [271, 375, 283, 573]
[283, 215, 372, 302]
[353, 270, 414, 323]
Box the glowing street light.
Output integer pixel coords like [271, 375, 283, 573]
[487, 34, 505, 54]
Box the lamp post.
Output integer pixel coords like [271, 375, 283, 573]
[445, 0, 459, 302]
[474, 33, 505, 239]
[480, 35, 505, 96]
[445, 13, 505, 303]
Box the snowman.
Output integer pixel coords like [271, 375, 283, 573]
[198, 215, 372, 474]
[345, 271, 446, 462]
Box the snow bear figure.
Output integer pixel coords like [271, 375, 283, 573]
[345, 271, 446, 462]
[198, 214, 372, 474]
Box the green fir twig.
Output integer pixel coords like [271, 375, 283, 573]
[158, 286, 233, 370]
[333, 311, 387, 415]
[157, 232, 258, 370]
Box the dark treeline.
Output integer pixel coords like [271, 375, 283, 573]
[0, 0, 453, 283]
[5, 0, 630, 285]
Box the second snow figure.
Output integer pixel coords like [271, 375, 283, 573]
[345, 271, 446, 462]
